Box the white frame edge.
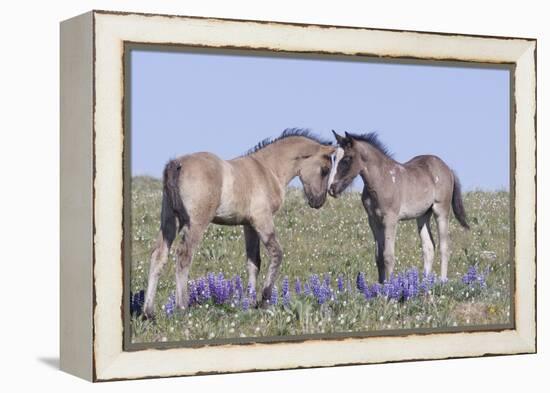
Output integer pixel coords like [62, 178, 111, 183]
[60, 11, 94, 381]
[61, 10, 536, 381]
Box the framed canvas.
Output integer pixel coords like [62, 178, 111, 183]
[60, 10, 537, 382]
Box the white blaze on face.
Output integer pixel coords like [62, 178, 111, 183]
[328, 147, 344, 187]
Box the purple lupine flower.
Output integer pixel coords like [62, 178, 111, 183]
[321, 280, 332, 303]
[408, 267, 419, 282]
[282, 276, 290, 306]
[188, 280, 199, 306]
[462, 265, 487, 288]
[129, 291, 137, 315]
[213, 274, 229, 304]
[211, 272, 225, 304]
[199, 277, 211, 301]
[241, 296, 250, 311]
[207, 273, 216, 299]
[462, 266, 477, 285]
[420, 271, 436, 294]
[362, 279, 373, 299]
[309, 274, 332, 304]
[309, 274, 323, 303]
[356, 272, 366, 293]
[383, 279, 401, 300]
[370, 282, 382, 298]
[221, 278, 232, 304]
[402, 282, 410, 300]
[303, 282, 311, 296]
[363, 285, 373, 300]
[395, 272, 407, 300]
[294, 278, 302, 295]
[165, 292, 176, 317]
[407, 268, 419, 298]
[396, 274, 406, 299]
[337, 274, 345, 293]
[270, 286, 278, 306]
[130, 289, 145, 316]
[309, 275, 318, 295]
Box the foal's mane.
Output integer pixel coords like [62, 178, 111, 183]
[245, 128, 332, 155]
[346, 132, 393, 158]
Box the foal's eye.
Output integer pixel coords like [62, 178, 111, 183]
[340, 157, 352, 167]
[321, 167, 330, 177]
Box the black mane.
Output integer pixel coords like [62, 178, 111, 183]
[346, 132, 393, 158]
[246, 128, 332, 155]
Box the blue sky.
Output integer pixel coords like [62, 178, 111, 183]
[130, 48, 510, 191]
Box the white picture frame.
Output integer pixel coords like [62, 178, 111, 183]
[60, 10, 536, 381]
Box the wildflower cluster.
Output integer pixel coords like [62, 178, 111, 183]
[159, 272, 258, 313]
[353, 268, 436, 301]
[462, 265, 487, 288]
[139, 265, 491, 318]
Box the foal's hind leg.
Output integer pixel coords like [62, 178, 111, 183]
[416, 210, 435, 275]
[174, 221, 208, 310]
[144, 231, 173, 319]
[433, 203, 451, 281]
[243, 225, 261, 306]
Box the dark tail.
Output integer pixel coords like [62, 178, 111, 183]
[161, 159, 188, 246]
[451, 171, 470, 230]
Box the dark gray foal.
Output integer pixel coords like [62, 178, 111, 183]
[329, 131, 469, 283]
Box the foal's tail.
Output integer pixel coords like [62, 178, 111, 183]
[451, 171, 470, 230]
[161, 159, 188, 246]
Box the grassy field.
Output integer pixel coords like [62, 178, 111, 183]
[129, 176, 511, 344]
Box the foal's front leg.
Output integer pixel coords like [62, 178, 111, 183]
[381, 216, 398, 281]
[243, 225, 261, 306]
[253, 219, 283, 308]
[367, 216, 385, 284]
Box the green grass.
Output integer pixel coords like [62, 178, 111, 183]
[130, 176, 511, 344]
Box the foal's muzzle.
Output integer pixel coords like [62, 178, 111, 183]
[308, 196, 325, 209]
[306, 191, 327, 209]
[328, 183, 339, 197]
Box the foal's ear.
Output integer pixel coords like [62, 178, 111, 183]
[343, 132, 355, 147]
[332, 130, 346, 146]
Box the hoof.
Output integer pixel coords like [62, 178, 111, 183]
[142, 309, 156, 322]
[258, 299, 270, 309]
